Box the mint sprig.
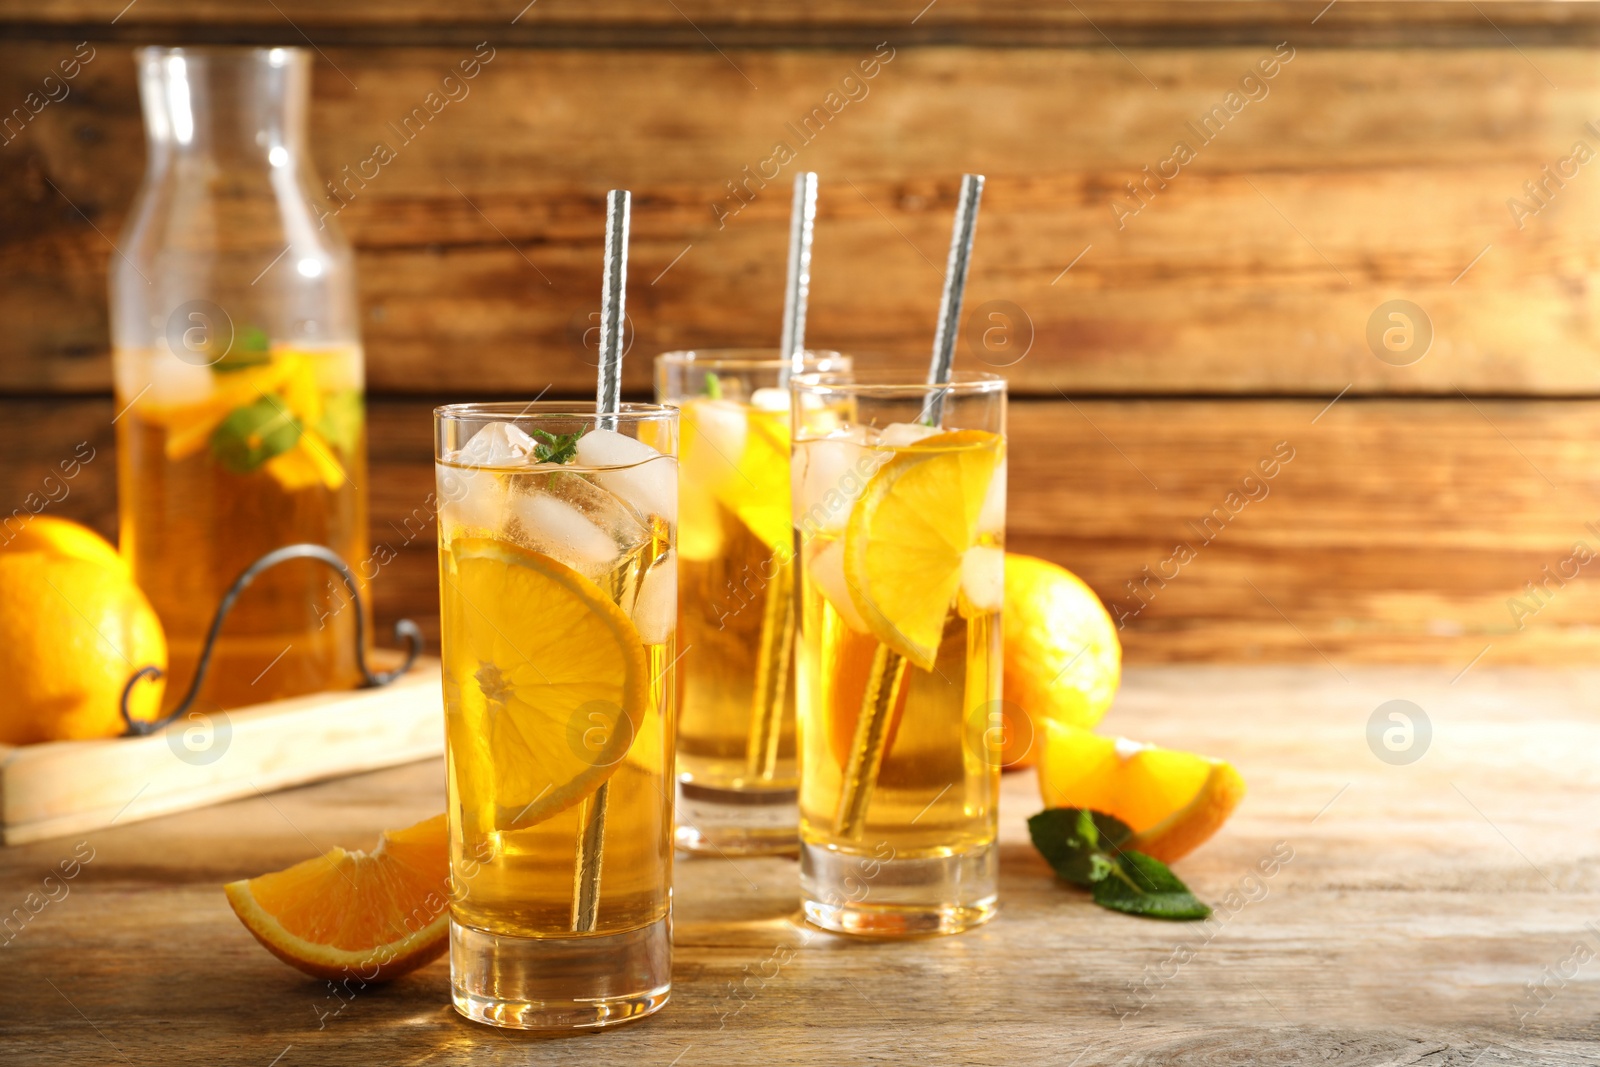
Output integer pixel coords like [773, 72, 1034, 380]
[1028, 808, 1211, 921]
[210, 396, 302, 473]
[530, 427, 584, 464]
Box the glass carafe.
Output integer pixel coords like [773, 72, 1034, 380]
[110, 46, 368, 710]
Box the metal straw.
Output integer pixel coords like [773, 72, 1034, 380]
[778, 172, 818, 384]
[834, 174, 986, 841]
[573, 188, 631, 933]
[745, 173, 817, 782]
[595, 189, 631, 430]
[923, 173, 985, 425]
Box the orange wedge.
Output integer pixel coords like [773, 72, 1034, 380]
[223, 814, 450, 981]
[1037, 721, 1245, 863]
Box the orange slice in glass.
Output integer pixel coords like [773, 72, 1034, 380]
[843, 429, 1002, 670]
[441, 537, 648, 830]
[679, 398, 792, 551]
[825, 628, 909, 770]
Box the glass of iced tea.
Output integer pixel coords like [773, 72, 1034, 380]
[789, 371, 1006, 936]
[656, 349, 849, 855]
[434, 402, 678, 1029]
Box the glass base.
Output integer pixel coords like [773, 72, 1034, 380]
[449, 916, 671, 1030]
[675, 779, 799, 856]
[799, 840, 997, 937]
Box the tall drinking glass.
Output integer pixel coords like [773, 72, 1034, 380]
[790, 371, 1006, 936]
[435, 403, 678, 1028]
[656, 349, 849, 855]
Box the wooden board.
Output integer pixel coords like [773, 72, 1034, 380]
[1, 666, 1594, 1063]
[7, 43, 1600, 396]
[0, 659, 443, 846]
[8, 395, 1597, 666]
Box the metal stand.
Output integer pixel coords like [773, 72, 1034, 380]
[119, 543, 423, 736]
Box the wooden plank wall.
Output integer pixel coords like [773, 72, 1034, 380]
[4, 0, 1600, 666]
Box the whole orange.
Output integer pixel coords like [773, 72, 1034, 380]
[0, 551, 166, 743]
[999, 553, 1120, 770]
[0, 515, 127, 574]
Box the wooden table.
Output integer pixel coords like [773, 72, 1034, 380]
[3, 666, 1596, 1065]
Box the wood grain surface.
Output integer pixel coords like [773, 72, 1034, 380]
[1, 666, 1594, 1064]
[6, 396, 1598, 665]
[7, 0, 1600, 45]
[5, 43, 1600, 396]
[4, 6, 1595, 663]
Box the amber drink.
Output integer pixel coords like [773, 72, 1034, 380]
[790, 372, 1006, 936]
[436, 403, 678, 1029]
[657, 350, 848, 855]
[116, 344, 367, 706]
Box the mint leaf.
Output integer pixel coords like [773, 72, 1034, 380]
[529, 427, 584, 465]
[1092, 851, 1211, 920]
[213, 326, 272, 373]
[237, 325, 271, 353]
[1029, 806, 1211, 921]
[211, 397, 302, 473]
[1027, 808, 1133, 887]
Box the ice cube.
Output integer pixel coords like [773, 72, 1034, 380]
[509, 493, 618, 574]
[685, 398, 748, 477]
[959, 545, 1004, 613]
[455, 421, 538, 466]
[437, 424, 543, 534]
[808, 539, 870, 634]
[792, 430, 887, 535]
[756, 384, 832, 412]
[877, 421, 943, 448]
[630, 550, 676, 645]
[437, 464, 508, 535]
[976, 457, 1006, 536]
[575, 428, 677, 525]
[749, 387, 790, 412]
[504, 470, 648, 580]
